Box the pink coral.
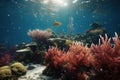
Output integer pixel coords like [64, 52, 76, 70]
[45, 42, 95, 80]
[45, 47, 65, 69]
[62, 42, 94, 80]
[44, 33, 120, 80]
[90, 33, 120, 80]
[27, 29, 52, 42]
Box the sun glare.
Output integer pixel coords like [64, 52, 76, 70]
[52, 0, 68, 7]
[42, 0, 68, 7]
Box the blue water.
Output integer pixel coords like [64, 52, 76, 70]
[0, 0, 120, 47]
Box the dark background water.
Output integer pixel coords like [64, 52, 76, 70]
[0, 0, 120, 47]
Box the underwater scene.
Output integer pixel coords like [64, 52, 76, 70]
[0, 0, 120, 80]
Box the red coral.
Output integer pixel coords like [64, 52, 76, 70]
[62, 42, 94, 80]
[44, 33, 120, 80]
[45, 42, 95, 80]
[90, 33, 120, 80]
[45, 47, 65, 69]
[0, 54, 11, 67]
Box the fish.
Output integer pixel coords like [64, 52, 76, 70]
[53, 21, 62, 26]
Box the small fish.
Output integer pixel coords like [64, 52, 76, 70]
[53, 21, 62, 26]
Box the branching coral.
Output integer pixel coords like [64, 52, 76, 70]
[27, 29, 52, 42]
[90, 32, 120, 80]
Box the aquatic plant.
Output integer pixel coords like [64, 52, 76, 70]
[90, 33, 120, 80]
[0, 54, 11, 67]
[27, 29, 52, 42]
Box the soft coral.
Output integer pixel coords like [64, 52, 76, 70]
[62, 42, 94, 80]
[45, 42, 95, 80]
[90, 33, 120, 80]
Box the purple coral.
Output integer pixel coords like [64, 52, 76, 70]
[27, 29, 52, 42]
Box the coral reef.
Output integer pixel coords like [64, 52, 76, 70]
[5, 23, 119, 80]
[43, 33, 120, 80]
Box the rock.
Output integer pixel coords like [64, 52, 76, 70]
[27, 65, 36, 70]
